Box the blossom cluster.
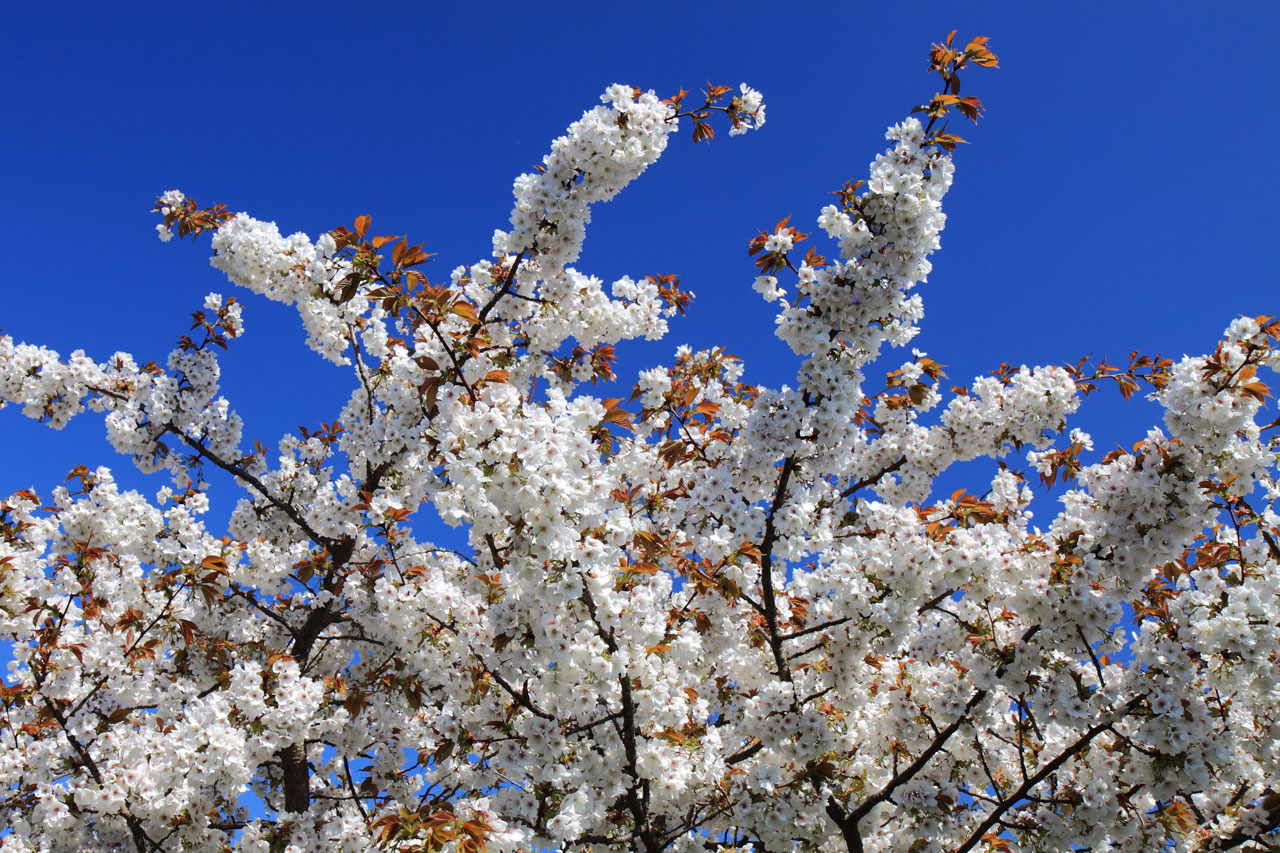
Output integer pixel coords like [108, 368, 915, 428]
[493, 85, 678, 280]
[1, 61, 1278, 853]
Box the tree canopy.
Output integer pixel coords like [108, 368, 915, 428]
[2, 30, 1279, 853]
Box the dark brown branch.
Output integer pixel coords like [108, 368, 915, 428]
[726, 739, 764, 765]
[917, 588, 958, 615]
[164, 423, 396, 823]
[485, 533, 505, 569]
[347, 332, 380, 424]
[788, 636, 831, 663]
[952, 696, 1145, 853]
[228, 586, 297, 635]
[416, 312, 478, 404]
[736, 589, 767, 616]
[1215, 788, 1280, 850]
[1076, 625, 1107, 690]
[44, 697, 154, 852]
[489, 669, 553, 720]
[1260, 529, 1280, 562]
[292, 605, 338, 668]
[280, 742, 310, 815]
[68, 580, 187, 720]
[274, 603, 340, 815]
[841, 457, 906, 499]
[827, 626, 1040, 850]
[827, 796, 866, 853]
[164, 424, 335, 552]
[344, 757, 370, 822]
[581, 585, 659, 853]
[561, 711, 624, 738]
[475, 250, 527, 326]
[850, 683, 987, 826]
[973, 734, 1005, 801]
[759, 456, 798, 682]
[779, 616, 851, 643]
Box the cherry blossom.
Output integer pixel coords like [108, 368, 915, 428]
[1, 34, 1278, 853]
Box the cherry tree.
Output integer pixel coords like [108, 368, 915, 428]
[2, 33, 1279, 852]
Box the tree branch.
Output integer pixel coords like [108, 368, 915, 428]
[44, 697, 155, 852]
[827, 626, 1041, 850]
[952, 696, 1145, 853]
[759, 456, 798, 683]
[841, 457, 906, 499]
[163, 424, 336, 553]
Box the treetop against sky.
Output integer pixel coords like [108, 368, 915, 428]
[1, 5, 1275, 497]
[1, 5, 1279, 852]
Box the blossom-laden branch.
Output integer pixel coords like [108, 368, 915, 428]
[3, 30, 1280, 853]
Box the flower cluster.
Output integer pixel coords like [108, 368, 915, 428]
[2, 40, 1279, 853]
[493, 85, 678, 280]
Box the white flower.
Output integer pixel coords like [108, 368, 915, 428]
[763, 232, 794, 254]
[753, 275, 784, 303]
[731, 84, 766, 135]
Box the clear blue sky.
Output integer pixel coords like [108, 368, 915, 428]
[2, 2, 1277, 523]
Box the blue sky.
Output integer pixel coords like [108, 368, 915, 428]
[2, 1, 1277, 525]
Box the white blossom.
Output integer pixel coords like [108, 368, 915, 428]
[0, 73, 1275, 853]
